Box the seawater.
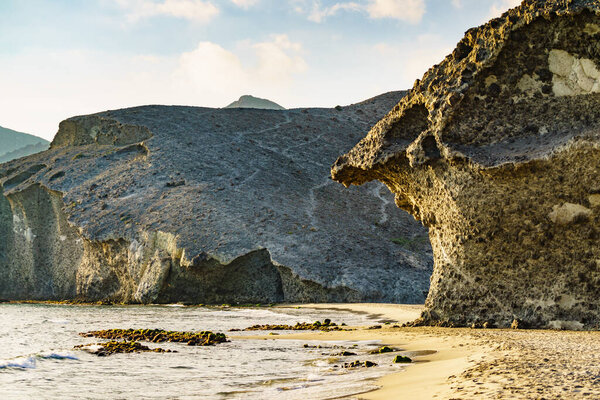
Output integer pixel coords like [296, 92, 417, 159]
[0, 304, 402, 399]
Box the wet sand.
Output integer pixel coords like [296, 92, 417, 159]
[253, 304, 600, 399]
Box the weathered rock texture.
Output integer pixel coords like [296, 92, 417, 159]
[0, 91, 432, 304]
[332, 0, 600, 329]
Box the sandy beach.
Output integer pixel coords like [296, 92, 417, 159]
[234, 304, 600, 399]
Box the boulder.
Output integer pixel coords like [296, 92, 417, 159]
[332, 0, 600, 328]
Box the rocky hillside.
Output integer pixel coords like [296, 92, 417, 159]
[0, 91, 432, 304]
[333, 0, 600, 329]
[0, 126, 49, 163]
[225, 95, 285, 110]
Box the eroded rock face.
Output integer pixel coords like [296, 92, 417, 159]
[0, 91, 432, 304]
[332, 0, 600, 328]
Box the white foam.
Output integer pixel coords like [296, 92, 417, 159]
[0, 357, 36, 370]
[38, 352, 79, 361]
[47, 319, 70, 324]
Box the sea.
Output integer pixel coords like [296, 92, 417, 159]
[0, 303, 406, 399]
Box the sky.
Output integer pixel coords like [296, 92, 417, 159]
[0, 0, 521, 141]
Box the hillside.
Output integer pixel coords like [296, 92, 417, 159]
[0, 91, 432, 304]
[225, 95, 285, 110]
[0, 126, 49, 163]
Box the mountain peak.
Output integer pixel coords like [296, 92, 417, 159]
[224, 95, 285, 110]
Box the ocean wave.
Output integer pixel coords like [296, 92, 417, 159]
[0, 357, 36, 370]
[46, 319, 70, 324]
[0, 352, 79, 370]
[38, 352, 79, 361]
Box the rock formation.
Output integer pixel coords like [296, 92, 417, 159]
[0, 126, 49, 163]
[0, 91, 432, 304]
[224, 95, 285, 110]
[332, 0, 600, 329]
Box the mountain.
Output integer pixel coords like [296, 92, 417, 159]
[0, 126, 49, 163]
[0, 91, 432, 305]
[225, 95, 285, 110]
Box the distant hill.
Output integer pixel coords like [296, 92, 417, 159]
[224, 95, 285, 110]
[0, 126, 49, 163]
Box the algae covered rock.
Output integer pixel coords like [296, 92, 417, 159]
[0, 91, 432, 304]
[80, 329, 228, 346]
[332, 0, 600, 329]
[392, 355, 412, 363]
[74, 340, 173, 356]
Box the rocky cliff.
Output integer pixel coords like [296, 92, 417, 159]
[333, 0, 600, 329]
[0, 91, 432, 304]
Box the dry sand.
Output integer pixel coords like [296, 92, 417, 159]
[243, 304, 600, 399]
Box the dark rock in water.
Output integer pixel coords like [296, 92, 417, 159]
[334, 351, 357, 356]
[342, 360, 377, 368]
[225, 95, 285, 110]
[363, 360, 377, 368]
[74, 340, 173, 356]
[0, 91, 432, 305]
[239, 320, 345, 332]
[392, 355, 411, 364]
[80, 329, 228, 346]
[332, 0, 600, 329]
[370, 346, 396, 354]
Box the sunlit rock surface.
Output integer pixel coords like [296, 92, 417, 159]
[0, 91, 432, 304]
[332, 0, 600, 328]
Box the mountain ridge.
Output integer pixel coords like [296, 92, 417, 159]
[0, 126, 49, 163]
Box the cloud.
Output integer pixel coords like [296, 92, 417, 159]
[373, 34, 454, 85]
[308, 2, 362, 23]
[451, 0, 462, 8]
[489, 0, 521, 18]
[0, 35, 307, 140]
[230, 0, 259, 8]
[114, 0, 219, 22]
[176, 34, 306, 97]
[300, 0, 425, 24]
[366, 0, 425, 23]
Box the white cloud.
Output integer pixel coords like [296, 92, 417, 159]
[489, 0, 521, 18]
[366, 0, 425, 23]
[0, 35, 307, 140]
[252, 35, 308, 81]
[300, 0, 425, 24]
[114, 0, 219, 22]
[373, 34, 454, 85]
[175, 34, 306, 97]
[230, 0, 259, 8]
[308, 2, 362, 23]
[451, 0, 462, 8]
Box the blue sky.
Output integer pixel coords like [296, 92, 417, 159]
[0, 0, 520, 140]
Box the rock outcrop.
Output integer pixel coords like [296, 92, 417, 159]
[332, 0, 600, 329]
[0, 91, 432, 304]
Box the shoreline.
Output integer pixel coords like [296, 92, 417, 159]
[252, 303, 492, 399]
[249, 303, 600, 399]
[7, 302, 600, 397]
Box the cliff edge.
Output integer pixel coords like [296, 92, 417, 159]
[0, 91, 432, 304]
[333, 0, 600, 329]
